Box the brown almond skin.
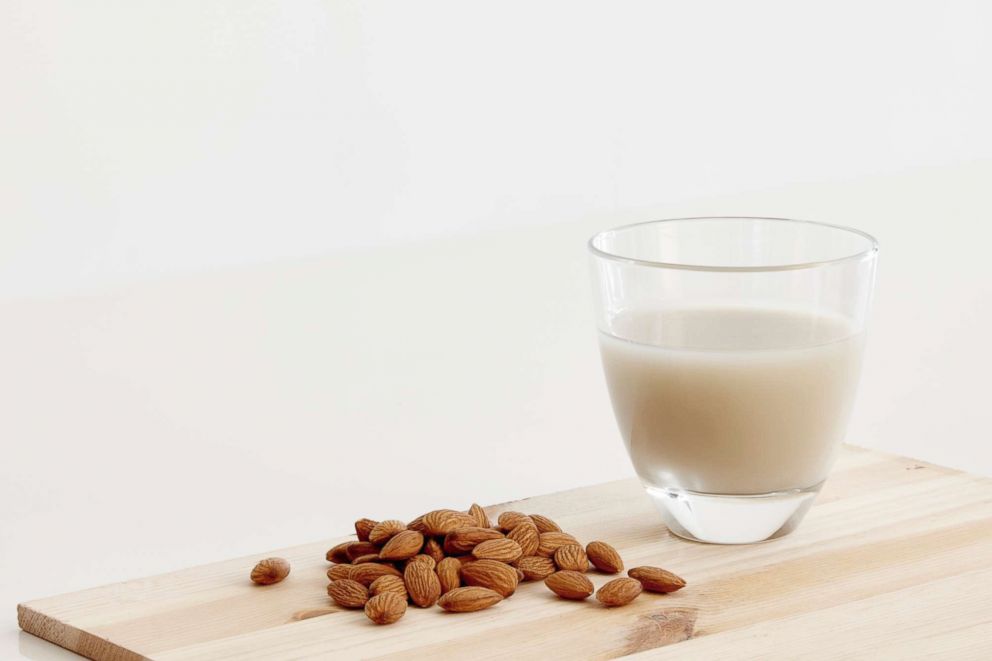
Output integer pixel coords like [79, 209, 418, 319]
[628, 566, 686, 593]
[250, 557, 290, 585]
[443, 527, 505, 554]
[554, 544, 590, 572]
[326, 542, 352, 564]
[537, 532, 579, 557]
[368, 520, 407, 546]
[350, 562, 402, 586]
[407, 514, 426, 533]
[351, 553, 380, 565]
[365, 592, 407, 624]
[327, 564, 354, 581]
[407, 554, 436, 569]
[327, 579, 369, 608]
[346, 541, 380, 561]
[497, 511, 533, 532]
[423, 510, 476, 536]
[586, 541, 624, 574]
[369, 575, 408, 600]
[404, 561, 442, 607]
[437, 587, 503, 612]
[460, 559, 519, 597]
[379, 530, 425, 561]
[437, 557, 462, 594]
[529, 514, 562, 533]
[468, 503, 491, 528]
[596, 577, 642, 607]
[423, 537, 445, 565]
[471, 538, 523, 563]
[515, 555, 557, 581]
[354, 518, 378, 542]
[545, 570, 594, 600]
[507, 522, 540, 556]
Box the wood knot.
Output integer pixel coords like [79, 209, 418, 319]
[622, 607, 698, 655]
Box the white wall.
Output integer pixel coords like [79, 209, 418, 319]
[3, 0, 991, 298]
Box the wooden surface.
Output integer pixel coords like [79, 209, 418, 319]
[18, 446, 992, 660]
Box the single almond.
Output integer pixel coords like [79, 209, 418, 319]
[327, 564, 354, 581]
[507, 522, 540, 556]
[628, 566, 686, 593]
[404, 561, 442, 607]
[529, 514, 562, 533]
[460, 559, 519, 597]
[596, 577, 642, 607]
[437, 557, 462, 594]
[346, 541, 380, 562]
[355, 518, 378, 542]
[586, 541, 624, 574]
[554, 544, 590, 572]
[369, 574, 408, 600]
[379, 530, 424, 561]
[468, 503, 491, 528]
[423, 509, 476, 536]
[437, 586, 503, 612]
[537, 532, 579, 557]
[327, 579, 369, 608]
[443, 527, 504, 554]
[423, 537, 445, 565]
[497, 511, 533, 532]
[368, 520, 407, 546]
[250, 557, 290, 585]
[351, 553, 381, 565]
[326, 542, 352, 564]
[545, 570, 594, 600]
[472, 538, 523, 563]
[365, 592, 407, 624]
[514, 555, 556, 581]
[407, 554, 436, 569]
[350, 562, 402, 586]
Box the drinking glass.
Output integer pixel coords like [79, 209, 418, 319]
[589, 217, 878, 544]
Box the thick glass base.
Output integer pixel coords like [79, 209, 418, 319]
[645, 481, 824, 544]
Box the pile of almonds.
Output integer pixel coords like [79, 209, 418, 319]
[252, 505, 685, 626]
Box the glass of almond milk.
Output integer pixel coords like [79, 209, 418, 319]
[589, 217, 878, 544]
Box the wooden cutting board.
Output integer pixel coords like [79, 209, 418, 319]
[17, 446, 992, 660]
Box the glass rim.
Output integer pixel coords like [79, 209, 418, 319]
[587, 216, 879, 273]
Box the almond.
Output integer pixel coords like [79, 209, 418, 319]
[407, 514, 426, 532]
[586, 541, 623, 574]
[514, 555, 556, 581]
[423, 509, 475, 536]
[327, 564, 354, 581]
[407, 554, 435, 569]
[596, 577, 642, 607]
[471, 538, 523, 563]
[346, 541, 380, 561]
[437, 557, 462, 594]
[553, 544, 589, 572]
[497, 511, 533, 532]
[437, 586, 503, 612]
[250, 557, 290, 585]
[327, 579, 368, 608]
[379, 530, 424, 561]
[351, 553, 380, 565]
[404, 561, 441, 607]
[628, 566, 686, 593]
[545, 570, 594, 600]
[365, 592, 407, 624]
[355, 518, 378, 542]
[350, 562, 402, 586]
[423, 537, 445, 565]
[369, 575, 408, 600]
[537, 532, 579, 557]
[443, 527, 504, 554]
[326, 542, 352, 564]
[468, 503, 491, 528]
[530, 514, 562, 533]
[460, 559, 519, 598]
[507, 522, 540, 556]
[368, 520, 407, 546]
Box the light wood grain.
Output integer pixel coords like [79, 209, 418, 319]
[18, 446, 992, 660]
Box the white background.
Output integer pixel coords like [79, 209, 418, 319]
[2, 2, 992, 659]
